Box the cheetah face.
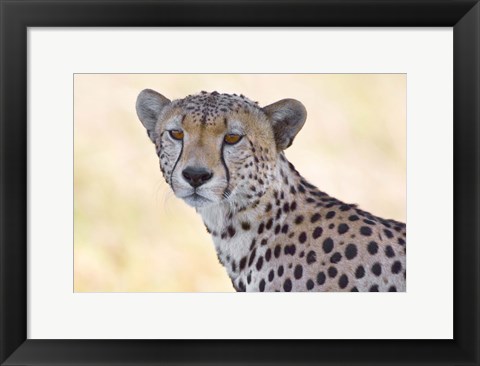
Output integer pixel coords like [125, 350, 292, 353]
[136, 90, 306, 209]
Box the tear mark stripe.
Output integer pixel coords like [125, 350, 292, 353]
[220, 138, 230, 196]
[169, 116, 185, 190]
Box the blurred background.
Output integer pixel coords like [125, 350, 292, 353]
[74, 74, 406, 292]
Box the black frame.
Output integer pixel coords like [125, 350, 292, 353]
[1, 0, 479, 365]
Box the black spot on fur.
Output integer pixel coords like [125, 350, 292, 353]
[295, 215, 304, 225]
[258, 223, 265, 234]
[311, 213, 321, 223]
[330, 252, 342, 264]
[237, 281, 246, 292]
[299, 232, 307, 244]
[317, 272, 326, 285]
[384, 229, 394, 238]
[248, 248, 256, 267]
[306, 279, 314, 290]
[328, 266, 338, 278]
[367, 241, 379, 255]
[326, 211, 336, 219]
[274, 245, 281, 258]
[284, 245, 296, 256]
[239, 257, 247, 270]
[283, 278, 292, 292]
[355, 265, 365, 279]
[392, 261, 402, 274]
[268, 270, 275, 282]
[259, 279, 266, 292]
[313, 227, 323, 239]
[371, 263, 382, 276]
[256, 256, 264, 271]
[294, 265, 303, 279]
[265, 248, 272, 262]
[345, 244, 358, 260]
[360, 226, 372, 236]
[266, 218, 273, 230]
[306, 250, 317, 264]
[385, 245, 395, 258]
[322, 238, 334, 253]
[338, 223, 349, 234]
[338, 274, 349, 289]
[227, 226, 236, 237]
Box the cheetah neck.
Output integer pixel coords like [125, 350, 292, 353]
[197, 153, 309, 284]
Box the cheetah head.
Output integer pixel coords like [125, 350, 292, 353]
[136, 90, 306, 209]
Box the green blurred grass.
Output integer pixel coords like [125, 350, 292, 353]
[74, 74, 406, 292]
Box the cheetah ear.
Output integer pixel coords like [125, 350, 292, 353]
[136, 89, 171, 142]
[263, 98, 307, 150]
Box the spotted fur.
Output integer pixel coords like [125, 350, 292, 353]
[136, 89, 406, 292]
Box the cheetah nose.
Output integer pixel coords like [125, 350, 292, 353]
[182, 166, 213, 188]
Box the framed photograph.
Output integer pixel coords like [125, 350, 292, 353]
[1, 0, 479, 365]
[74, 73, 407, 294]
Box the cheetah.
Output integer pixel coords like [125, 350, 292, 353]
[136, 89, 406, 292]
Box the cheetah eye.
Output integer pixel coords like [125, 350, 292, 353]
[224, 134, 243, 145]
[169, 130, 184, 140]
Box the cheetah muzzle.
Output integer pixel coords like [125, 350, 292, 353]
[136, 89, 406, 292]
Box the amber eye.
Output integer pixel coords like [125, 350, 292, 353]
[169, 130, 184, 140]
[224, 134, 243, 145]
